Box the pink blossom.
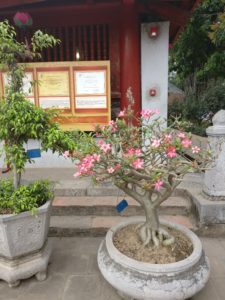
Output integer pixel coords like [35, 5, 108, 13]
[140, 109, 160, 119]
[164, 134, 172, 143]
[74, 171, 81, 177]
[181, 138, 192, 148]
[132, 158, 144, 169]
[166, 146, 177, 158]
[114, 163, 121, 170]
[153, 179, 164, 191]
[63, 150, 70, 158]
[100, 143, 112, 153]
[192, 146, 200, 154]
[92, 153, 101, 162]
[177, 132, 186, 139]
[118, 110, 125, 117]
[107, 167, 115, 174]
[151, 139, 161, 148]
[135, 149, 142, 157]
[97, 139, 104, 145]
[109, 120, 115, 126]
[125, 148, 142, 158]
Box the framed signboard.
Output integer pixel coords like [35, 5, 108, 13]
[0, 61, 111, 131]
[74, 67, 108, 112]
[37, 68, 71, 109]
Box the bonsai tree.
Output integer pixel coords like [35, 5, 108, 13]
[0, 20, 76, 190]
[68, 88, 210, 247]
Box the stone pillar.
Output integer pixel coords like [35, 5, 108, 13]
[203, 110, 225, 198]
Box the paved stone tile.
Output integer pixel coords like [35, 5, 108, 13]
[207, 256, 225, 278]
[50, 215, 92, 229]
[211, 277, 225, 300]
[0, 278, 31, 300]
[201, 238, 225, 257]
[101, 280, 121, 300]
[87, 253, 99, 274]
[160, 215, 193, 229]
[192, 278, 220, 300]
[62, 274, 103, 300]
[17, 273, 68, 300]
[51, 237, 81, 253]
[75, 237, 102, 255]
[91, 216, 131, 228]
[49, 250, 89, 275]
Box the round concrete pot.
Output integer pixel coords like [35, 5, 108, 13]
[0, 200, 52, 259]
[98, 217, 210, 300]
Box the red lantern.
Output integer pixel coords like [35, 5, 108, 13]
[148, 25, 158, 38]
[13, 12, 33, 29]
[149, 88, 157, 97]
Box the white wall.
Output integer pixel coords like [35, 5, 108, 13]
[141, 22, 170, 121]
[0, 140, 74, 168]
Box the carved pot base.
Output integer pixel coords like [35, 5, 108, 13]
[0, 240, 52, 287]
[98, 217, 210, 300]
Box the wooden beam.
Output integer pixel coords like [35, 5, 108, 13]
[0, 0, 46, 9]
[146, 3, 190, 26]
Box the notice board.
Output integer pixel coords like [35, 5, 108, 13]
[0, 61, 111, 131]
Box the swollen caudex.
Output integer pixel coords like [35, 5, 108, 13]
[136, 223, 175, 247]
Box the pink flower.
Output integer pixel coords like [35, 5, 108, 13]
[132, 158, 144, 169]
[114, 164, 121, 170]
[124, 148, 142, 158]
[140, 109, 159, 119]
[135, 149, 142, 157]
[164, 134, 172, 143]
[63, 150, 70, 158]
[100, 143, 112, 153]
[107, 167, 115, 174]
[151, 139, 161, 148]
[181, 138, 192, 148]
[74, 171, 81, 177]
[177, 132, 186, 139]
[192, 146, 200, 154]
[153, 179, 164, 191]
[93, 153, 101, 162]
[118, 110, 125, 117]
[109, 120, 115, 126]
[166, 146, 177, 158]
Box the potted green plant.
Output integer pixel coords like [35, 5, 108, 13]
[68, 88, 211, 300]
[0, 19, 75, 287]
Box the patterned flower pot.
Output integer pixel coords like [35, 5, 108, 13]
[98, 217, 210, 300]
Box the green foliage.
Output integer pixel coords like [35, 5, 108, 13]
[168, 79, 225, 136]
[0, 20, 76, 189]
[170, 0, 225, 91]
[0, 179, 53, 214]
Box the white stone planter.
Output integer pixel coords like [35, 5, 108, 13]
[0, 200, 52, 287]
[98, 217, 210, 300]
[0, 200, 52, 259]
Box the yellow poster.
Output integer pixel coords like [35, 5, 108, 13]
[38, 71, 69, 96]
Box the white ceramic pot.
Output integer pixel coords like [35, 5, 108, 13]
[98, 217, 210, 300]
[0, 200, 52, 259]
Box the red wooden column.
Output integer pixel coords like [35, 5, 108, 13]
[120, 0, 141, 114]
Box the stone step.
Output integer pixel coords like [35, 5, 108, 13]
[49, 215, 195, 237]
[52, 196, 191, 217]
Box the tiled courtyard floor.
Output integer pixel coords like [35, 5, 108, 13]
[0, 237, 225, 300]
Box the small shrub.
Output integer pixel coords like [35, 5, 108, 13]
[0, 179, 53, 214]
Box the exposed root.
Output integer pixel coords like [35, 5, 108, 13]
[136, 223, 175, 247]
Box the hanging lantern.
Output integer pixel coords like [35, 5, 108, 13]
[13, 12, 33, 29]
[148, 25, 159, 39]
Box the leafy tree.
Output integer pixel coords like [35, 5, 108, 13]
[170, 0, 225, 95]
[0, 20, 76, 188]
